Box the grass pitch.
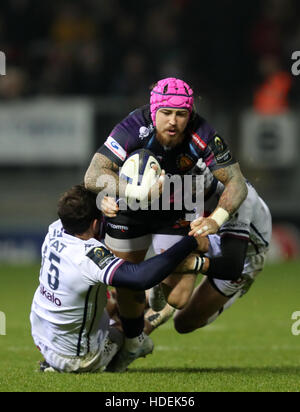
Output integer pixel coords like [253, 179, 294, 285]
[0, 260, 300, 392]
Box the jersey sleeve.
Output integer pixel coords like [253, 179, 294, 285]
[97, 108, 146, 166]
[80, 236, 198, 290]
[80, 245, 125, 286]
[191, 119, 237, 172]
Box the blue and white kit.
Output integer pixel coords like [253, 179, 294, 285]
[30, 220, 198, 372]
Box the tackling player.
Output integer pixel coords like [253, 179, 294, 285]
[146, 162, 272, 335]
[30, 185, 206, 373]
[84, 77, 248, 370]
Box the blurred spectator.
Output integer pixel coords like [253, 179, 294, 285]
[50, 3, 96, 46]
[0, 0, 298, 103]
[0, 66, 27, 99]
[253, 55, 292, 114]
[109, 50, 153, 105]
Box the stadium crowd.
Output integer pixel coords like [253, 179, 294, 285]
[0, 0, 299, 105]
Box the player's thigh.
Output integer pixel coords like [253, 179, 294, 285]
[174, 277, 230, 333]
[109, 246, 148, 317]
[152, 233, 197, 308]
[105, 223, 152, 317]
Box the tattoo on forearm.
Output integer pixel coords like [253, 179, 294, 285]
[84, 153, 126, 196]
[213, 163, 248, 215]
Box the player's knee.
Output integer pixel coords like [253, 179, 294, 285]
[167, 292, 189, 310]
[173, 313, 207, 334]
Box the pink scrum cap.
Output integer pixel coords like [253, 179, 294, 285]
[150, 77, 194, 126]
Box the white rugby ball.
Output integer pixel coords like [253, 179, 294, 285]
[120, 149, 161, 208]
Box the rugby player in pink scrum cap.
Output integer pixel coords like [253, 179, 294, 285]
[84, 77, 248, 372]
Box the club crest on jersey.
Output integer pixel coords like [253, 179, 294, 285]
[87, 247, 115, 270]
[139, 125, 153, 139]
[176, 154, 195, 171]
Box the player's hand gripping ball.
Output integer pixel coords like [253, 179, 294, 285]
[120, 149, 165, 209]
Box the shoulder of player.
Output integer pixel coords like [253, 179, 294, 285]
[116, 105, 152, 134]
[74, 239, 108, 266]
[188, 114, 217, 149]
[83, 243, 119, 275]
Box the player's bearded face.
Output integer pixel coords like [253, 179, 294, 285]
[155, 108, 189, 147]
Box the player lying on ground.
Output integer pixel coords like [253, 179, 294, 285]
[30, 185, 207, 373]
[143, 162, 272, 335]
[84, 77, 248, 371]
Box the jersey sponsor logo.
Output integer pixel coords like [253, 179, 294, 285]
[87, 247, 115, 270]
[40, 284, 62, 307]
[107, 223, 129, 232]
[192, 133, 207, 151]
[176, 154, 195, 171]
[104, 136, 127, 161]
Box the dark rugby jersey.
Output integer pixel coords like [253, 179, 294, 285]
[97, 105, 236, 226]
[98, 105, 236, 174]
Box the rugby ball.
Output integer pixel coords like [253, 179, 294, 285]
[120, 149, 161, 209]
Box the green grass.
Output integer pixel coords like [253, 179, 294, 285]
[1, 261, 300, 392]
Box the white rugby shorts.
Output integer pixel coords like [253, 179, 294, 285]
[152, 234, 268, 297]
[31, 311, 119, 373]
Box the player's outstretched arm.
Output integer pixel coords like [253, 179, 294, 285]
[175, 236, 248, 281]
[190, 163, 248, 237]
[111, 236, 199, 291]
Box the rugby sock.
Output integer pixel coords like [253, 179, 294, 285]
[119, 314, 144, 339]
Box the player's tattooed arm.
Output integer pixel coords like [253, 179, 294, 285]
[212, 163, 248, 215]
[84, 153, 127, 196]
[189, 163, 248, 238]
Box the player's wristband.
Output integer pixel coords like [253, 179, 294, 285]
[210, 207, 230, 228]
[193, 256, 205, 274]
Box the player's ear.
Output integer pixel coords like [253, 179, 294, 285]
[91, 219, 100, 237]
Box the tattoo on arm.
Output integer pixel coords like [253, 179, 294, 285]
[84, 153, 127, 196]
[212, 163, 248, 216]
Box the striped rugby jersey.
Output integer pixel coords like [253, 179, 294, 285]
[30, 220, 124, 357]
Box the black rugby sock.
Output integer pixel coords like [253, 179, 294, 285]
[119, 314, 144, 339]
